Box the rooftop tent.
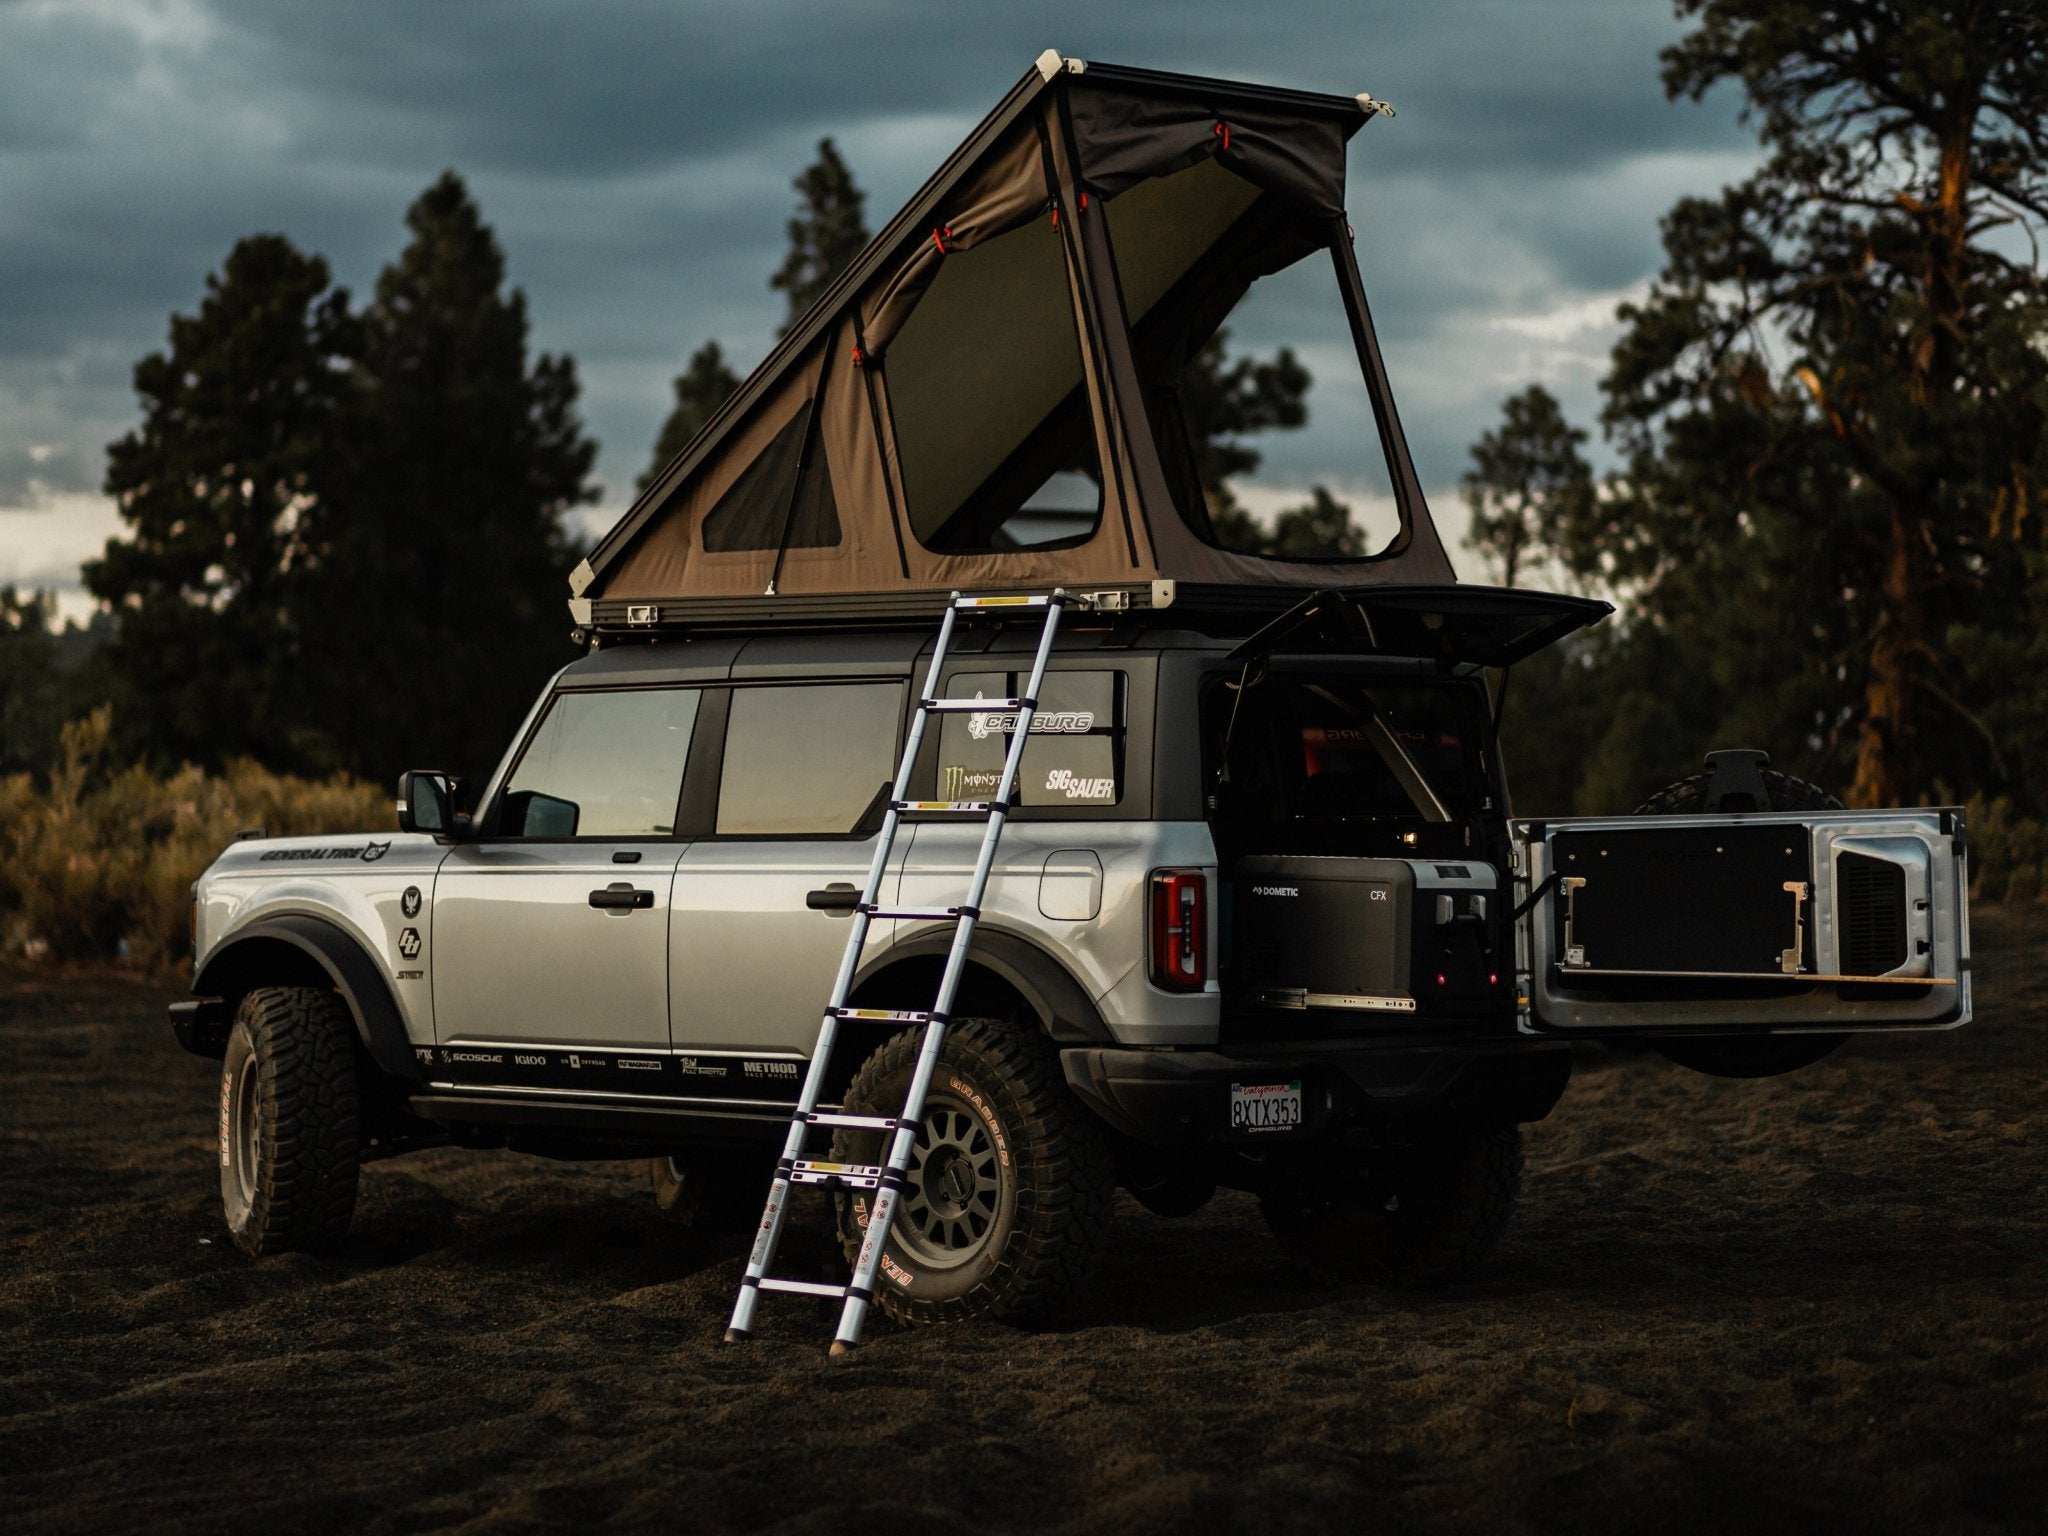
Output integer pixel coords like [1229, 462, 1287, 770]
[571, 52, 1463, 631]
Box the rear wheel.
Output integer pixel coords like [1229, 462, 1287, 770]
[219, 986, 361, 1257]
[832, 1017, 1114, 1326]
[1260, 1124, 1522, 1288]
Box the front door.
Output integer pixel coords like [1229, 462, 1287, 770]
[429, 685, 701, 1094]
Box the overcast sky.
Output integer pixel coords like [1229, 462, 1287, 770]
[0, 0, 1758, 614]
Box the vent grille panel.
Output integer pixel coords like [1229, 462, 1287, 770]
[1837, 851, 1907, 975]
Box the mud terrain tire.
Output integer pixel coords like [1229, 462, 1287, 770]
[832, 1018, 1114, 1326]
[219, 987, 361, 1257]
[1260, 1124, 1523, 1288]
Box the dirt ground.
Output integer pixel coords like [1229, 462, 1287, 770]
[2, 911, 2044, 1536]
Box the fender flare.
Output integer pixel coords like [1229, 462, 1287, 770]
[852, 926, 1111, 1043]
[194, 913, 422, 1084]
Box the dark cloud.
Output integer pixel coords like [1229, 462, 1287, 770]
[0, 0, 1758, 566]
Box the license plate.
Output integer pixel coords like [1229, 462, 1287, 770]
[1230, 1080, 1303, 1134]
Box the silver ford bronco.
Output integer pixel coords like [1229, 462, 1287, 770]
[171, 594, 1970, 1325]
[169, 53, 1971, 1328]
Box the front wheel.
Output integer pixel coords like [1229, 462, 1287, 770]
[219, 986, 361, 1257]
[832, 1018, 1114, 1326]
[1260, 1124, 1523, 1288]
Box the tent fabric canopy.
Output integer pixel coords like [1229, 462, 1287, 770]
[578, 55, 1457, 616]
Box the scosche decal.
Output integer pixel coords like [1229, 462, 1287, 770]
[398, 928, 422, 960]
[1044, 768, 1115, 801]
[400, 886, 422, 918]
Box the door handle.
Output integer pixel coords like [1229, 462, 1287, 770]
[589, 883, 655, 912]
[806, 883, 861, 913]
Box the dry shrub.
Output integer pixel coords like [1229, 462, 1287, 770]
[0, 707, 388, 972]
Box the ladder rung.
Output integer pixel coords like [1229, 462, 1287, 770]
[954, 594, 1054, 610]
[922, 696, 1027, 712]
[894, 799, 998, 814]
[755, 1277, 850, 1299]
[803, 1111, 906, 1130]
[791, 1159, 883, 1188]
[862, 905, 976, 922]
[830, 1007, 934, 1023]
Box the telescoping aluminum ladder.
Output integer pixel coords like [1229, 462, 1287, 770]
[725, 589, 1070, 1354]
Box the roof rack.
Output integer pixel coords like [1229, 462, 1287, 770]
[568, 581, 1613, 669]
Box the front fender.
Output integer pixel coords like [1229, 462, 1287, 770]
[191, 913, 422, 1083]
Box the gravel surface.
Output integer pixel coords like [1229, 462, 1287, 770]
[3, 909, 2043, 1534]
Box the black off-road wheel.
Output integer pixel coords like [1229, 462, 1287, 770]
[219, 986, 361, 1257]
[1634, 769, 1848, 1077]
[1260, 1124, 1523, 1288]
[831, 1018, 1114, 1327]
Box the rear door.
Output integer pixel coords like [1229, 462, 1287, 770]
[1515, 807, 1970, 1035]
[668, 678, 911, 1078]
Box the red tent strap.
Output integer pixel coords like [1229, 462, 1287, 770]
[850, 346, 865, 367]
[931, 224, 954, 255]
[1214, 120, 1231, 152]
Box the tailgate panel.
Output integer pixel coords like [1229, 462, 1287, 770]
[1517, 809, 1968, 1033]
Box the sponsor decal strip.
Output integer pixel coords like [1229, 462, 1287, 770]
[419, 1044, 810, 1102]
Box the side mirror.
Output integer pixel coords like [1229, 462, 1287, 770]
[397, 771, 464, 837]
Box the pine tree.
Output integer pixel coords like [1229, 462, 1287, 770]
[639, 341, 741, 491]
[769, 138, 871, 334]
[1459, 386, 1597, 590]
[87, 235, 357, 769]
[1598, 0, 2048, 807]
[309, 171, 597, 779]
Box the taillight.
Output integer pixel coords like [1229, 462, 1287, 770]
[1149, 869, 1207, 992]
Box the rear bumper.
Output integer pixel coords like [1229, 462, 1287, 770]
[1060, 1038, 1571, 1146]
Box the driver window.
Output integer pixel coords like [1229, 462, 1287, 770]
[500, 688, 700, 838]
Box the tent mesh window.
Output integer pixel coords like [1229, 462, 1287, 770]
[1106, 157, 1392, 558]
[884, 219, 1104, 555]
[700, 404, 840, 554]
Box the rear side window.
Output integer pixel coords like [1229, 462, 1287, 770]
[500, 688, 700, 838]
[936, 671, 1123, 808]
[716, 682, 905, 835]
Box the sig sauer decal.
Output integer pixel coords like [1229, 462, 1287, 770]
[1045, 768, 1116, 801]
